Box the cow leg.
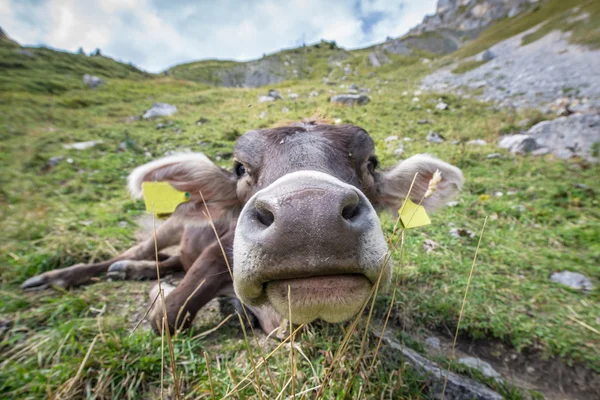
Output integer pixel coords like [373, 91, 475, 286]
[106, 256, 182, 281]
[148, 233, 233, 333]
[22, 218, 183, 290]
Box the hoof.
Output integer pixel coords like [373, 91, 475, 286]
[106, 260, 132, 280]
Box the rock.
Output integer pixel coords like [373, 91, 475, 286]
[368, 51, 389, 67]
[423, 239, 439, 254]
[288, 93, 299, 100]
[63, 140, 103, 150]
[531, 147, 550, 156]
[425, 336, 441, 351]
[414, 90, 422, 96]
[469, 80, 487, 89]
[374, 330, 503, 400]
[17, 48, 34, 57]
[156, 123, 167, 130]
[475, 49, 495, 62]
[83, 74, 104, 88]
[498, 134, 539, 154]
[268, 89, 282, 100]
[550, 271, 593, 292]
[417, 119, 430, 125]
[450, 228, 475, 239]
[427, 131, 445, 143]
[333, 118, 342, 124]
[330, 94, 370, 106]
[458, 357, 503, 381]
[281, 107, 289, 113]
[527, 114, 600, 161]
[258, 95, 276, 103]
[42, 156, 65, 171]
[143, 103, 177, 119]
[446, 201, 459, 207]
[412, 97, 420, 102]
[259, 111, 268, 119]
[309, 91, 319, 97]
[467, 139, 487, 146]
[384, 135, 399, 142]
[486, 153, 503, 159]
[436, 102, 449, 111]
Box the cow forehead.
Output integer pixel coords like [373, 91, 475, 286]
[233, 124, 375, 165]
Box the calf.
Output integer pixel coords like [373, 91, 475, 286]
[22, 121, 463, 334]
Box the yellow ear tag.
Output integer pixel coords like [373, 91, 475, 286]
[398, 198, 431, 229]
[141, 182, 190, 215]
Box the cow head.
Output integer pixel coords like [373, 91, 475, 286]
[128, 122, 464, 324]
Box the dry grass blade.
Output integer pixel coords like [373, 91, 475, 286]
[566, 315, 600, 335]
[204, 351, 216, 400]
[191, 313, 235, 340]
[160, 316, 165, 400]
[129, 288, 161, 336]
[58, 334, 99, 399]
[223, 324, 305, 399]
[288, 285, 296, 399]
[174, 278, 206, 333]
[441, 216, 488, 400]
[342, 264, 387, 398]
[236, 313, 264, 400]
[152, 206, 181, 400]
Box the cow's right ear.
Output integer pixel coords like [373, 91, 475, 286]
[128, 153, 240, 219]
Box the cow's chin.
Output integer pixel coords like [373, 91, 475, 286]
[264, 274, 372, 324]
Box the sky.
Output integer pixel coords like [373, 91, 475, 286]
[1, 0, 437, 73]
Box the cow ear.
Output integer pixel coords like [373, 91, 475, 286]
[377, 154, 464, 213]
[128, 153, 239, 219]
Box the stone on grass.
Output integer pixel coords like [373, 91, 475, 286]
[458, 357, 503, 381]
[427, 131, 445, 143]
[268, 89, 282, 100]
[258, 95, 276, 103]
[309, 91, 319, 97]
[143, 103, 177, 119]
[384, 135, 399, 142]
[498, 134, 539, 154]
[418, 119, 430, 125]
[423, 239, 439, 254]
[425, 336, 441, 351]
[259, 111, 268, 119]
[63, 140, 103, 150]
[467, 139, 487, 146]
[446, 201, 459, 207]
[83, 74, 104, 88]
[288, 93, 299, 100]
[330, 94, 370, 106]
[156, 123, 167, 130]
[281, 107, 289, 113]
[393, 147, 405, 156]
[475, 49, 495, 62]
[486, 153, 503, 159]
[436, 102, 449, 111]
[450, 228, 475, 238]
[550, 271, 593, 292]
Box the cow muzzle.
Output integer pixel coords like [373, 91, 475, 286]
[233, 171, 390, 324]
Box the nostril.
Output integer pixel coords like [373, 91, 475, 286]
[342, 203, 360, 220]
[255, 207, 275, 227]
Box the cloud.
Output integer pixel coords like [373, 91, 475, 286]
[2, 0, 437, 73]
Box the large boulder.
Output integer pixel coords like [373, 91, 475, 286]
[143, 103, 177, 119]
[527, 114, 600, 161]
[330, 94, 370, 106]
[498, 134, 539, 154]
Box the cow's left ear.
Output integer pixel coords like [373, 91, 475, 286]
[376, 154, 464, 213]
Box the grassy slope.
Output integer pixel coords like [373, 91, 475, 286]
[1, 18, 599, 400]
[454, 0, 599, 59]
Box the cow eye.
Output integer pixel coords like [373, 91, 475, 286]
[367, 156, 378, 173]
[234, 162, 247, 177]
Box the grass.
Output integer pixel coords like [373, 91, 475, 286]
[451, 60, 488, 74]
[1, 18, 599, 399]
